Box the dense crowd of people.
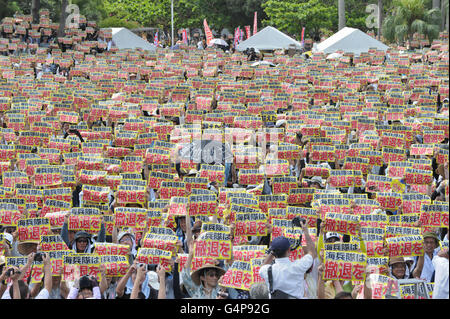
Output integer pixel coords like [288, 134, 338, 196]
[0, 11, 448, 300]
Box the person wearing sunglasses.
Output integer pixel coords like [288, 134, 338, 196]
[180, 240, 234, 299]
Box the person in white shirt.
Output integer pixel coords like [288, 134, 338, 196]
[432, 248, 449, 299]
[259, 219, 315, 299]
[412, 232, 440, 282]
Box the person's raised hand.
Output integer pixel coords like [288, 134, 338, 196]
[9, 266, 21, 281]
[156, 264, 166, 278]
[99, 264, 107, 277]
[136, 263, 147, 280]
[26, 252, 35, 265]
[42, 252, 51, 267]
[317, 263, 324, 274]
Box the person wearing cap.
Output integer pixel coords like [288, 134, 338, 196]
[324, 232, 341, 244]
[412, 232, 441, 282]
[259, 219, 316, 299]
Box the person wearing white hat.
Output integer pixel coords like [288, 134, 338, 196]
[1, 232, 13, 256]
[324, 232, 341, 244]
[117, 229, 137, 263]
[310, 176, 325, 189]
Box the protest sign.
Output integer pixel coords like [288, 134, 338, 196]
[141, 233, 179, 254]
[258, 194, 287, 213]
[366, 174, 392, 193]
[135, 247, 172, 271]
[6, 256, 44, 283]
[375, 192, 403, 210]
[286, 206, 318, 227]
[288, 188, 315, 205]
[368, 274, 400, 299]
[188, 194, 217, 216]
[63, 253, 101, 282]
[323, 213, 360, 236]
[43, 211, 69, 229]
[419, 203, 449, 228]
[68, 208, 102, 234]
[115, 185, 146, 204]
[17, 217, 51, 242]
[404, 168, 433, 185]
[114, 206, 147, 229]
[39, 234, 69, 252]
[386, 235, 424, 257]
[220, 261, 253, 291]
[93, 242, 130, 256]
[322, 251, 366, 281]
[385, 226, 421, 238]
[328, 170, 362, 188]
[234, 212, 268, 237]
[232, 245, 266, 262]
[159, 181, 187, 199]
[100, 255, 129, 277]
[389, 214, 420, 228]
[194, 231, 232, 260]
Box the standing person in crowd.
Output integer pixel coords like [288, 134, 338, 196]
[412, 232, 441, 282]
[259, 218, 316, 299]
[432, 247, 449, 299]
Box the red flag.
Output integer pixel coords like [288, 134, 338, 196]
[203, 19, 213, 46]
[253, 12, 258, 35]
[245, 26, 251, 39]
[182, 29, 188, 44]
[234, 27, 240, 47]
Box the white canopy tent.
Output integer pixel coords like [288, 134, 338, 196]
[315, 27, 388, 56]
[107, 27, 156, 51]
[236, 26, 302, 51]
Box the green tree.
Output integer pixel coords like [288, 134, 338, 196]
[102, 0, 266, 32]
[262, 0, 337, 40]
[0, 0, 21, 20]
[382, 0, 441, 45]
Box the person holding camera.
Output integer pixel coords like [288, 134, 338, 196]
[259, 218, 316, 299]
[67, 274, 103, 299]
[1, 252, 52, 299]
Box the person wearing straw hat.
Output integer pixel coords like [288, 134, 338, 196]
[17, 239, 39, 257]
[388, 257, 411, 280]
[180, 240, 229, 299]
